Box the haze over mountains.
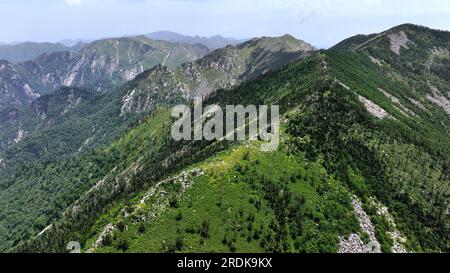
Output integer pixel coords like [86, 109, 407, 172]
[146, 31, 247, 50]
[0, 42, 83, 64]
[0, 24, 448, 254]
[0, 31, 246, 64]
[0, 36, 210, 112]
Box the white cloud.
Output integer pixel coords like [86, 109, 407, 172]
[65, 0, 81, 6]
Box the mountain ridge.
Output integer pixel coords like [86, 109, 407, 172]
[146, 31, 247, 50]
[0, 35, 314, 157]
[120, 35, 315, 115]
[0, 24, 448, 253]
[0, 42, 80, 63]
[16, 47, 449, 253]
[0, 35, 317, 252]
[0, 36, 211, 115]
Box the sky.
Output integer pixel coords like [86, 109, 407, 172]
[0, 0, 449, 48]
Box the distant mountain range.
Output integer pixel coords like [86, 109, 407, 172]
[59, 39, 93, 48]
[0, 36, 210, 113]
[0, 31, 245, 64]
[146, 31, 247, 50]
[0, 31, 250, 113]
[0, 42, 82, 63]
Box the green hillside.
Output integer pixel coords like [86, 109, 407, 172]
[1, 24, 449, 253]
[84, 50, 449, 253]
[0, 35, 313, 251]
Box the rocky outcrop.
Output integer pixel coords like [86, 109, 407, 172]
[339, 234, 368, 253]
[0, 60, 41, 110]
[369, 198, 408, 253]
[359, 95, 391, 119]
[19, 37, 208, 93]
[388, 31, 411, 55]
[408, 97, 426, 111]
[13, 128, 25, 144]
[379, 88, 417, 117]
[339, 198, 380, 253]
[369, 55, 382, 66]
[120, 65, 185, 115]
[90, 223, 116, 250]
[138, 168, 205, 220]
[426, 82, 450, 115]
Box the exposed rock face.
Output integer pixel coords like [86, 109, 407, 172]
[369, 55, 382, 66]
[340, 196, 409, 253]
[0, 86, 107, 153]
[13, 128, 25, 144]
[379, 88, 417, 117]
[408, 97, 426, 111]
[21, 51, 81, 91]
[120, 65, 185, 116]
[0, 60, 41, 110]
[120, 35, 316, 115]
[370, 198, 408, 253]
[426, 83, 450, 115]
[359, 95, 391, 119]
[352, 199, 378, 243]
[339, 234, 368, 253]
[88, 223, 116, 251]
[0, 37, 209, 113]
[339, 198, 380, 253]
[388, 31, 411, 55]
[20, 37, 209, 93]
[332, 23, 450, 124]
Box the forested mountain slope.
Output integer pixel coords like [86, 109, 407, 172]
[17, 39, 450, 253]
[0, 35, 314, 251]
[86, 45, 449, 254]
[332, 24, 450, 116]
[0, 24, 447, 253]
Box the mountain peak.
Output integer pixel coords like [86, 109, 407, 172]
[280, 34, 296, 40]
[240, 35, 315, 53]
[386, 23, 444, 34]
[331, 23, 450, 54]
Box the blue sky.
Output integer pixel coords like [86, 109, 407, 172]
[0, 0, 449, 48]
